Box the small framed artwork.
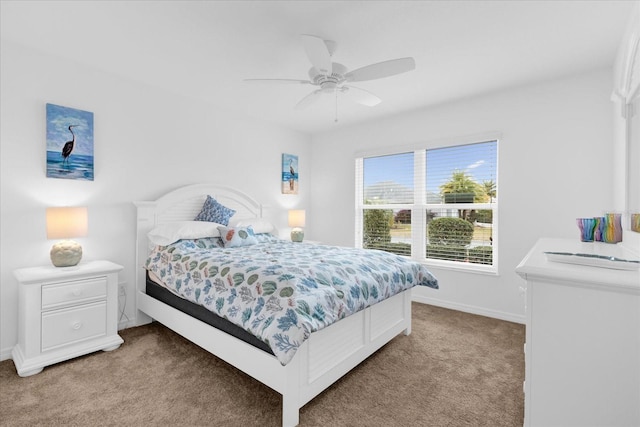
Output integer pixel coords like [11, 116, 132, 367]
[46, 103, 94, 181]
[282, 153, 298, 194]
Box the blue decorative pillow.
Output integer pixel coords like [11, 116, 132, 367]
[217, 225, 258, 248]
[194, 195, 236, 225]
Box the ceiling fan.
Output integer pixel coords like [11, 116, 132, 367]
[244, 34, 416, 116]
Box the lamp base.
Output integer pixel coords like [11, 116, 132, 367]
[291, 228, 304, 243]
[50, 240, 83, 267]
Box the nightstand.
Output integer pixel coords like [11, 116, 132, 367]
[12, 260, 124, 377]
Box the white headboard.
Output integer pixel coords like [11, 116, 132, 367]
[133, 183, 264, 298]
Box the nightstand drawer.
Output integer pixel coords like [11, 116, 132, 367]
[41, 302, 107, 351]
[42, 277, 107, 310]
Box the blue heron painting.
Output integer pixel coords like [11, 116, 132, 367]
[46, 103, 94, 181]
[282, 153, 298, 194]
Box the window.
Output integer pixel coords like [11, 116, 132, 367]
[356, 140, 498, 272]
[360, 152, 414, 255]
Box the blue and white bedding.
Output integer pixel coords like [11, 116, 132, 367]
[145, 234, 438, 365]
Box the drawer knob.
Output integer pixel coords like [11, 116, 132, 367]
[72, 289, 82, 297]
[72, 322, 82, 330]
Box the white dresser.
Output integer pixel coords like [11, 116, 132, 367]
[12, 260, 124, 377]
[516, 238, 640, 427]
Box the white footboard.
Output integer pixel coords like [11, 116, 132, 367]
[295, 289, 412, 409]
[138, 288, 411, 427]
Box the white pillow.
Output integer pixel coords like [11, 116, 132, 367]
[228, 217, 275, 234]
[217, 225, 259, 248]
[148, 221, 222, 246]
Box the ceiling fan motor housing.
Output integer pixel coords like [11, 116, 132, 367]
[308, 62, 348, 89]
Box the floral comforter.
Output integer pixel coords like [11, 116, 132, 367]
[145, 235, 438, 365]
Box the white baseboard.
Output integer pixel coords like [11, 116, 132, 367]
[117, 311, 153, 331]
[118, 319, 139, 330]
[1, 346, 13, 362]
[412, 294, 525, 324]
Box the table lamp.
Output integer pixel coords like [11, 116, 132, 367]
[46, 206, 88, 267]
[288, 209, 306, 243]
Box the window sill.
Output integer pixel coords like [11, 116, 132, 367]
[422, 258, 498, 276]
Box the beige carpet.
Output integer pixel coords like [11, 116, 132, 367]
[0, 303, 524, 426]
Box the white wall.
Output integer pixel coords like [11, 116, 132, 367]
[309, 69, 615, 322]
[0, 39, 312, 359]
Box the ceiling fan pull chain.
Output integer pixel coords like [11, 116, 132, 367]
[335, 90, 339, 123]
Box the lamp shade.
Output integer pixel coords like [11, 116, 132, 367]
[46, 207, 88, 239]
[288, 210, 306, 228]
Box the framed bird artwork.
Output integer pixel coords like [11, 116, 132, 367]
[281, 153, 298, 194]
[46, 103, 94, 181]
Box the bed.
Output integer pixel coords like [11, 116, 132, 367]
[134, 183, 438, 426]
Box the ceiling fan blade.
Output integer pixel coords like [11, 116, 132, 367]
[244, 78, 311, 85]
[295, 89, 324, 110]
[345, 57, 416, 82]
[300, 34, 332, 75]
[343, 86, 381, 107]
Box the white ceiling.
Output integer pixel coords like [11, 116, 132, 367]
[1, 1, 636, 135]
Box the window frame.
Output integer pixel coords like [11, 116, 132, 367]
[355, 135, 499, 275]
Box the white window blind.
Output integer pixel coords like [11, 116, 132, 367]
[363, 152, 414, 204]
[425, 142, 497, 205]
[356, 140, 498, 272]
[358, 152, 415, 256]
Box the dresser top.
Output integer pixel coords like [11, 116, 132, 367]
[14, 260, 123, 284]
[516, 238, 640, 294]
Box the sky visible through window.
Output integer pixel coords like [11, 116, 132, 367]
[363, 152, 413, 189]
[363, 141, 497, 195]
